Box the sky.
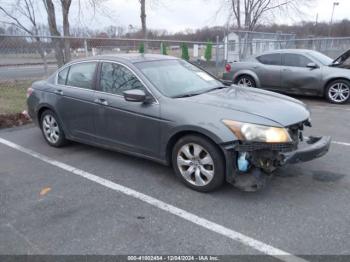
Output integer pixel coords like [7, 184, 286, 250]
[1, 0, 350, 33]
[86, 0, 350, 32]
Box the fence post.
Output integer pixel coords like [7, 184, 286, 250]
[215, 35, 219, 76]
[84, 39, 88, 57]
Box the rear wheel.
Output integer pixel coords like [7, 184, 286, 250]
[40, 110, 67, 147]
[236, 75, 256, 88]
[325, 79, 350, 104]
[172, 135, 225, 192]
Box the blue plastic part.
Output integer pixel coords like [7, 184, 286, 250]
[237, 152, 249, 172]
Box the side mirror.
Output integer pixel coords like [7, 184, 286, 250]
[306, 62, 318, 69]
[123, 89, 147, 102]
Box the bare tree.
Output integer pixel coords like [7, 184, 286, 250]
[0, 0, 49, 74]
[43, 0, 104, 66]
[226, 0, 313, 31]
[43, 0, 65, 66]
[139, 0, 147, 38]
[61, 0, 72, 62]
[222, 0, 314, 59]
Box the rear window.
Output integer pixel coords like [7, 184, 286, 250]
[257, 54, 281, 65]
[66, 62, 97, 89]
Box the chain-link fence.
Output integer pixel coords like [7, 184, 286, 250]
[223, 36, 350, 62]
[1, 34, 349, 118]
[0, 35, 223, 81]
[2, 34, 349, 79]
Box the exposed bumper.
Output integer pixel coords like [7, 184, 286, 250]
[281, 136, 331, 165]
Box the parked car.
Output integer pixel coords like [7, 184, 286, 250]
[27, 54, 331, 192]
[223, 49, 350, 104]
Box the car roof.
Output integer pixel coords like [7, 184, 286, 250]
[258, 49, 318, 56]
[69, 53, 178, 65]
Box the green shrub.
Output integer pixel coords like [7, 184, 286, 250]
[160, 42, 168, 55]
[139, 42, 145, 54]
[181, 43, 189, 61]
[204, 41, 213, 62]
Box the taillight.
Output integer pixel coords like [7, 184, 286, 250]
[225, 63, 232, 73]
[27, 87, 33, 98]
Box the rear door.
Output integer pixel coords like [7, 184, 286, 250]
[94, 61, 161, 158]
[281, 53, 322, 95]
[54, 61, 98, 141]
[255, 53, 282, 90]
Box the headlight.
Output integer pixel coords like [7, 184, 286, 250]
[223, 120, 292, 143]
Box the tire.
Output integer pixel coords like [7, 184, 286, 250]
[172, 135, 225, 192]
[40, 110, 67, 147]
[325, 79, 350, 104]
[235, 75, 256, 88]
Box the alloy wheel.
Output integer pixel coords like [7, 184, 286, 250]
[328, 82, 350, 103]
[42, 114, 60, 144]
[177, 143, 215, 186]
[237, 77, 254, 87]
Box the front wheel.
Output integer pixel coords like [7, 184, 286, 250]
[172, 135, 225, 192]
[325, 80, 350, 104]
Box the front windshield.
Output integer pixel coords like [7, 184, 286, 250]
[307, 51, 333, 65]
[136, 59, 222, 98]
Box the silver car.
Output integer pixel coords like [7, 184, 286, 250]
[223, 49, 350, 104]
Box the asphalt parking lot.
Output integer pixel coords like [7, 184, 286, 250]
[0, 97, 349, 261]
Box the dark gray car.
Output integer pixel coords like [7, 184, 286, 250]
[223, 49, 350, 104]
[27, 54, 331, 192]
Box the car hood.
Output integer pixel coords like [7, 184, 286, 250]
[185, 87, 310, 127]
[332, 49, 350, 66]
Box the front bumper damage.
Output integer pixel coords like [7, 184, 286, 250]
[281, 136, 331, 165]
[223, 136, 332, 192]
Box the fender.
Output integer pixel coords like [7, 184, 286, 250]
[161, 125, 237, 163]
[233, 70, 262, 88]
[36, 103, 70, 137]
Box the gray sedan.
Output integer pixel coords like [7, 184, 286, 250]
[27, 54, 331, 192]
[223, 49, 350, 104]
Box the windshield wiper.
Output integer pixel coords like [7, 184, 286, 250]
[173, 86, 229, 98]
[207, 86, 229, 92]
[172, 92, 203, 98]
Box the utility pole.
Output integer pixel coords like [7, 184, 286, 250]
[329, 2, 339, 37]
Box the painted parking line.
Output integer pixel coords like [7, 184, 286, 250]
[0, 137, 308, 262]
[310, 105, 350, 111]
[333, 141, 350, 147]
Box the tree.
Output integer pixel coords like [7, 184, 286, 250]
[221, 0, 314, 59]
[139, 0, 147, 39]
[225, 0, 314, 31]
[43, 0, 102, 66]
[43, 0, 65, 66]
[181, 43, 189, 61]
[160, 42, 167, 55]
[61, 0, 72, 62]
[204, 41, 213, 62]
[0, 0, 49, 74]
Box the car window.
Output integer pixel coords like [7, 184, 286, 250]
[57, 67, 69, 85]
[257, 54, 281, 65]
[66, 62, 97, 89]
[100, 62, 145, 95]
[283, 54, 313, 67]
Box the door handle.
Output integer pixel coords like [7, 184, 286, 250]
[54, 89, 63, 95]
[94, 98, 109, 106]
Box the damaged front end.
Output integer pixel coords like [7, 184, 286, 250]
[223, 120, 331, 192]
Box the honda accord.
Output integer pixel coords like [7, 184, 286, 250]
[27, 54, 331, 192]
